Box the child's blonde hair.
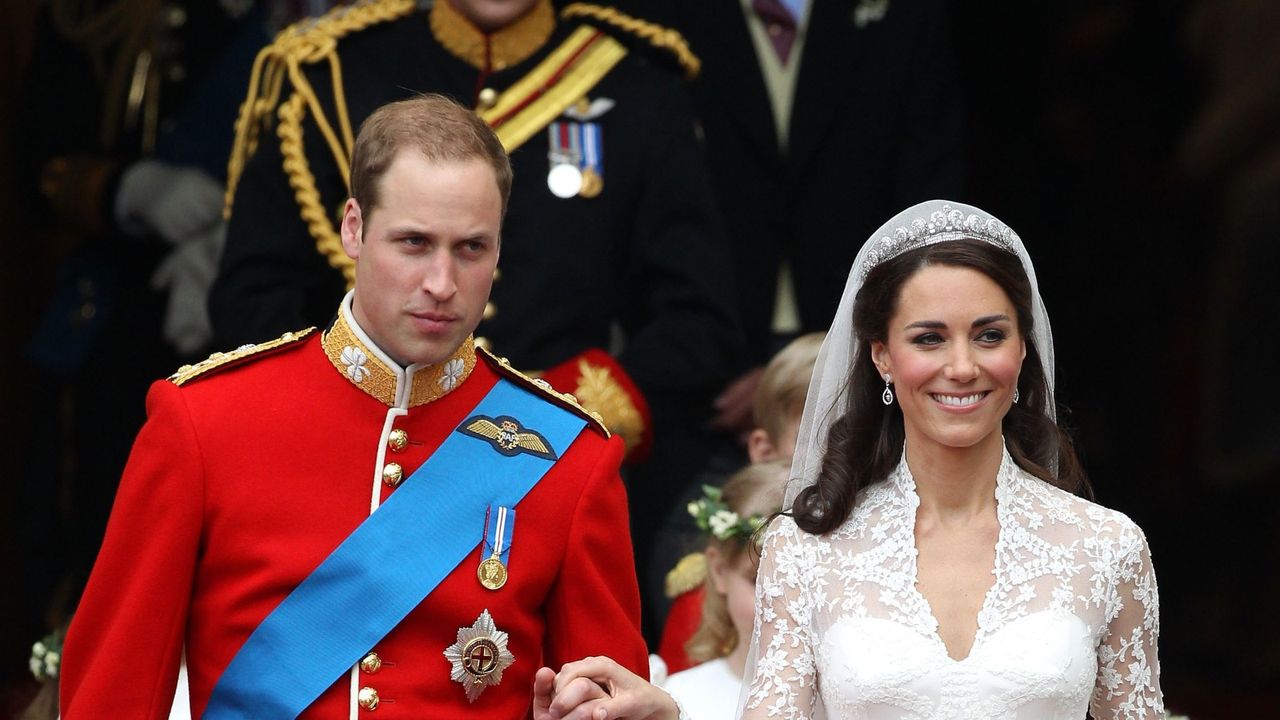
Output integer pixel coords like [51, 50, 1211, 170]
[684, 460, 788, 664]
[752, 333, 824, 445]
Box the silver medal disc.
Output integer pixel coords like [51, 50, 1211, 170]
[546, 163, 583, 198]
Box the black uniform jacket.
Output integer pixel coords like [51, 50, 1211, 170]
[214, 3, 743, 399]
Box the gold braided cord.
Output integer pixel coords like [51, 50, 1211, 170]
[328, 53, 356, 155]
[223, 0, 417, 217]
[286, 59, 351, 185]
[559, 3, 700, 80]
[277, 94, 356, 286]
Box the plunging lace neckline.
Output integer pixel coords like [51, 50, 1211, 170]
[742, 442, 1164, 719]
[895, 451, 1013, 663]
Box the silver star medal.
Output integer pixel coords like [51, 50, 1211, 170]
[443, 609, 515, 702]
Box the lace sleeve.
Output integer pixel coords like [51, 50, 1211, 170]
[1090, 524, 1164, 719]
[740, 519, 819, 720]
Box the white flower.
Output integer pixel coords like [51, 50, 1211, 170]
[687, 501, 700, 517]
[709, 510, 740, 538]
[341, 346, 370, 383]
[853, 0, 889, 28]
[439, 357, 465, 391]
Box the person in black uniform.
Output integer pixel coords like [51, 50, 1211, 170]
[212, 0, 743, 639]
[642, 0, 965, 430]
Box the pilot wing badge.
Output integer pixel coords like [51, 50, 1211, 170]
[459, 415, 558, 460]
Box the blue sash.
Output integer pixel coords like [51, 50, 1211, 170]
[203, 379, 586, 718]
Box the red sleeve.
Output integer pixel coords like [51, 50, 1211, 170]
[61, 380, 204, 719]
[543, 435, 649, 677]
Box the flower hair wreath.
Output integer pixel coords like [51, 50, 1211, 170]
[687, 485, 766, 543]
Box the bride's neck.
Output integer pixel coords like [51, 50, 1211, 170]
[904, 431, 1003, 520]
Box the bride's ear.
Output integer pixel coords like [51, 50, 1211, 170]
[870, 341, 891, 378]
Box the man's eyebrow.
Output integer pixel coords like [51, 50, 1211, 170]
[385, 225, 433, 237]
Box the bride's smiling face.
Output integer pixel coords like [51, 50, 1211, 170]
[871, 264, 1025, 454]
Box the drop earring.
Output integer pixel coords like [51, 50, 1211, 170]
[1013, 387, 1020, 404]
[881, 376, 894, 406]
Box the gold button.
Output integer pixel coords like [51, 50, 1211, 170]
[360, 652, 382, 674]
[477, 87, 498, 110]
[475, 337, 492, 351]
[387, 429, 408, 453]
[382, 463, 403, 487]
[358, 686, 379, 710]
[483, 302, 497, 321]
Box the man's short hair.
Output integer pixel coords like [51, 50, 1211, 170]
[753, 333, 825, 443]
[349, 94, 513, 222]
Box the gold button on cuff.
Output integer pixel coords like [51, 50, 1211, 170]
[360, 652, 383, 674]
[387, 429, 408, 453]
[483, 302, 497, 321]
[477, 87, 498, 110]
[358, 686, 380, 710]
[382, 463, 403, 487]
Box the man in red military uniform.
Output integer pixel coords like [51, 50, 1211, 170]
[61, 94, 650, 719]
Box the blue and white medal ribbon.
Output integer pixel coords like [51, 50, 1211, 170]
[477, 505, 516, 590]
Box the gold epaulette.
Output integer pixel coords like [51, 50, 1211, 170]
[665, 551, 707, 598]
[560, 3, 701, 80]
[169, 328, 316, 386]
[477, 347, 611, 439]
[223, 0, 418, 288]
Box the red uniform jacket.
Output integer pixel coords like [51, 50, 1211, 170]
[62, 302, 647, 719]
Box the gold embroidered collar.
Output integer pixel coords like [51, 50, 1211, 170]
[430, 0, 555, 72]
[322, 297, 477, 408]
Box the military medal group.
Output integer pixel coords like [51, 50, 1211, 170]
[547, 97, 611, 199]
[446, 413, 558, 702]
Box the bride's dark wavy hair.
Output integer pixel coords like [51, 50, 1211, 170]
[791, 239, 1090, 535]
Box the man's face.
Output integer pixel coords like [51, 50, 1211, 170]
[451, 0, 542, 32]
[341, 152, 501, 367]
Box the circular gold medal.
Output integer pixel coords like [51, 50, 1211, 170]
[579, 168, 603, 198]
[477, 557, 508, 590]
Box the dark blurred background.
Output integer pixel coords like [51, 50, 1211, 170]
[2, 0, 1277, 716]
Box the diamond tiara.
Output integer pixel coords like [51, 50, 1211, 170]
[858, 205, 1020, 279]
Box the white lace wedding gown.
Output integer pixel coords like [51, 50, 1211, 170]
[741, 448, 1163, 719]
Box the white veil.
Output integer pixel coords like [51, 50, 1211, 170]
[782, 199, 1056, 509]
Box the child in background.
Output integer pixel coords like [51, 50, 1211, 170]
[746, 332, 824, 463]
[662, 461, 787, 720]
[657, 333, 823, 673]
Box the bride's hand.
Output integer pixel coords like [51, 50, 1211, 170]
[531, 657, 679, 720]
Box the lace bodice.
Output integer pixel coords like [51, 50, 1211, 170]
[741, 449, 1162, 719]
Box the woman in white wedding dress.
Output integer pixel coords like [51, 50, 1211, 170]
[739, 200, 1163, 719]
[531, 201, 1162, 720]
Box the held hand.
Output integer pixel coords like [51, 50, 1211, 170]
[532, 657, 679, 720]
